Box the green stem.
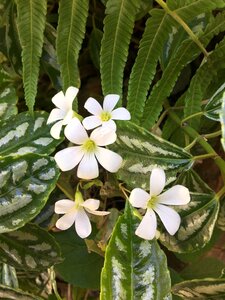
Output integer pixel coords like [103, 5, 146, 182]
[203, 130, 221, 139]
[56, 182, 74, 200]
[215, 185, 225, 201]
[164, 100, 225, 179]
[193, 153, 217, 160]
[182, 111, 204, 123]
[155, 0, 209, 57]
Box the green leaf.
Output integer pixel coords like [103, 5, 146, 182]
[127, 9, 173, 124]
[172, 278, 225, 299]
[204, 82, 225, 121]
[89, 28, 103, 70]
[16, 0, 47, 114]
[0, 111, 62, 156]
[100, 202, 172, 299]
[0, 284, 44, 300]
[0, 223, 61, 271]
[0, 263, 18, 288]
[0, 153, 59, 233]
[53, 228, 104, 289]
[217, 198, 225, 231]
[100, 0, 140, 99]
[56, 0, 89, 95]
[220, 88, 225, 151]
[110, 121, 192, 189]
[159, 193, 219, 253]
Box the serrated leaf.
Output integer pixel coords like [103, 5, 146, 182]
[16, 0, 47, 114]
[109, 121, 192, 189]
[100, 0, 140, 99]
[0, 223, 61, 271]
[0, 154, 59, 233]
[172, 278, 225, 299]
[159, 193, 219, 253]
[204, 82, 225, 121]
[0, 284, 44, 300]
[0, 111, 62, 156]
[0, 263, 18, 288]
[56, 0, 89, 96]
[100, 202, 172, 300]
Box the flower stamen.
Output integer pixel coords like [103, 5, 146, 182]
[100, 111, 112, 122]
[82, 139, 97, 153]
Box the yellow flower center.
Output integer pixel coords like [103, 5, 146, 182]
[100, 111, 111, 122]
[147, 195, 158, 209]
[83, 138, 97, 153]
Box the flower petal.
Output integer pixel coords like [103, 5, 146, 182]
[50, 120, 64, 139]
[157, 185, 190, 205]
[90, 126, 117, 146]
[52, 91, 67, 110]
[64, 118, 88, 144]
[154, 203, 181, 235]
[55, 199, 75, 214]
[65, 86, 78, 107]
[56, 211, 76, 230]
[111, 107, 131, 120]
[84, 97, 102, 115]
[150, 168, 166, 196]
[62, 110, 75, 125]
[135, 209, 157, 240]
[86, 209, 110, 216]
[95, 147, 122, 173]
[102, 119, 117, 131]
[47, 108, 65, 124]
[129, 188, 150, 209]
[82, 199, 100, 211]
[103, 94, 120, 112]
[75, 208, 92, 238]
[54, 146, 84, 171]
[82, 116, 102, 130]
[77, 153, 99, 179]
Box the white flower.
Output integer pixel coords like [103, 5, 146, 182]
[82, 94, 131, 130]
[55, 192, 110, 238]
[129, 168, 190, 240]
[47, 86, 79, 139]
[54, 118, 123, 179]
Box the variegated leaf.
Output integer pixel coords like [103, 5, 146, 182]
[0, 284, 44, 300]
[172, 278, 225, 299]
[100, 202, 172, 300]
[0, 85, 18, 120]
[0, 223, 61, 271]
[159, 193, 219, 253]
[0, 111, 62, 156]
[110, 121, 192, 189]
[204, 82, 225, 121]
[217, 198, 225, 231]
[0, 263, 18, 288]
[220, 87, 225, 151]
[176, 169, 214, 194]
[0, 154, 59, 233]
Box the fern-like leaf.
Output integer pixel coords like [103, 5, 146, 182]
[16, 0, 47, 114]
[100, 0, 140, 100]
[142, 10, 225, 129]
[56, 0, 89, 96]
[127, 9, 173, 124]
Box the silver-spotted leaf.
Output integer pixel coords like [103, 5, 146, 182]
[0, 223, 61, 271]
[172, 278, 225, 299]
[217, 197, 225, 231]
[110, 121, 192, 189]
[0, 111, 62, 156]
[204, 82, 225, 121]
[0, 284, 44, 300]
[159, 193, 219, 253]
[0, 263, 18, 288]
[0, 153, 59, 233]
[100, 202, 172, 300]
[0, 85, 18, 120]
[220, 87, 225, 151]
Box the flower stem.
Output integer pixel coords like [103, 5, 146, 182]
[182, 111, 204, 124]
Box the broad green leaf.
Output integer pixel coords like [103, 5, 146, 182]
[100, 202, 172, 300]
[110, 121, 192, 189]
[172, 278, 225, 299]
[89, 28, 103, 70]
[159, 193, 219, 253]
[0, 284, 44, 300]
[0, 111, 62, 156]
[0, 154, 59, 233]
[0, 263, 18, 288]
[53, 228, 104, 289]
[16, 0, 47, 114]
[100, 0, 140, 99]
[56, 0, 89, 96]
[0, 223, 61, 271]
[204, 82, 225, 121]
[127, 9, 173, 124]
